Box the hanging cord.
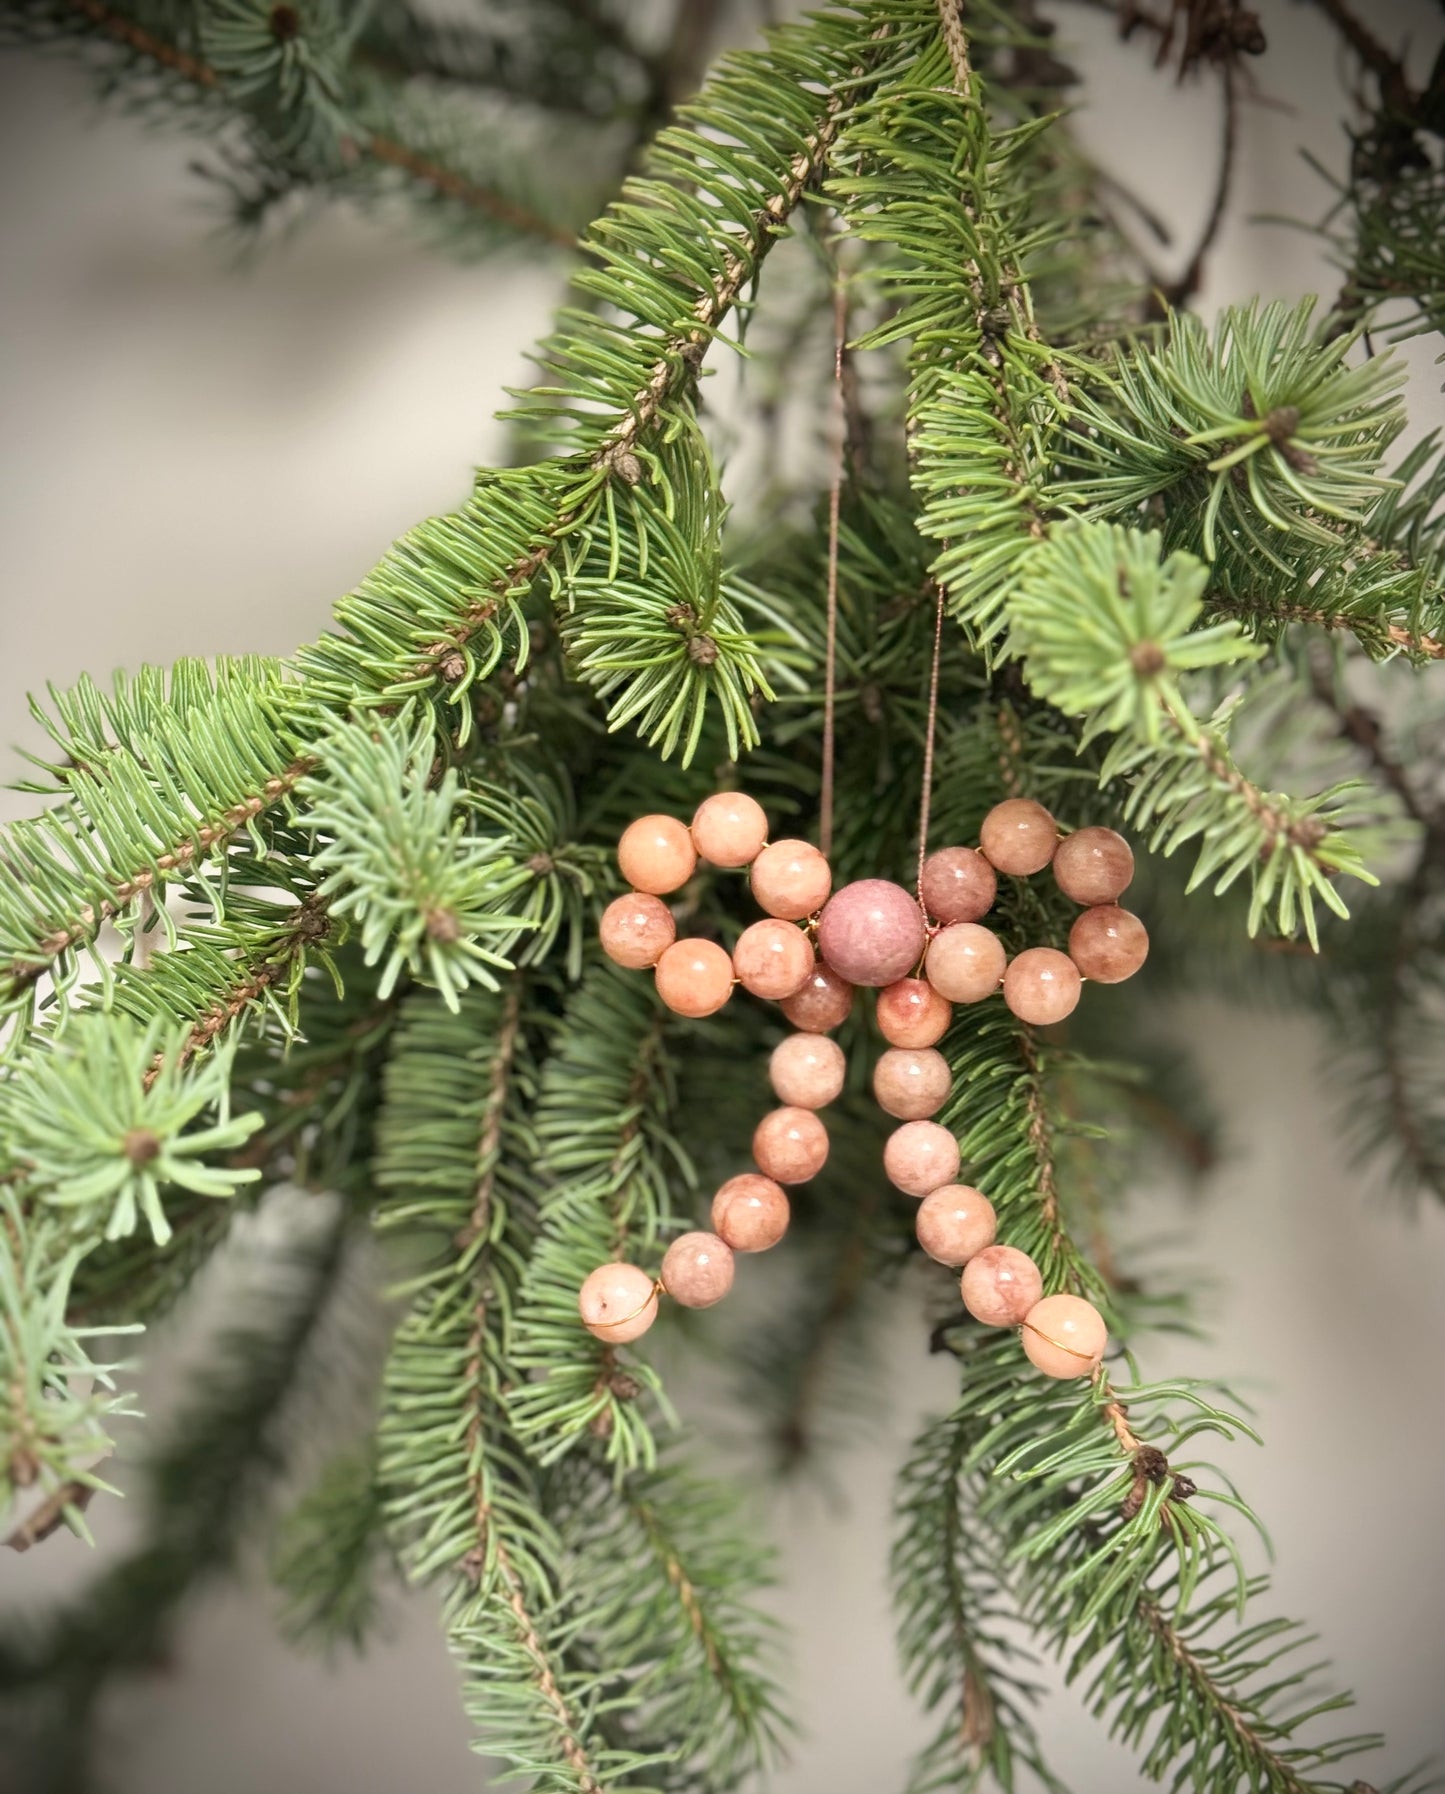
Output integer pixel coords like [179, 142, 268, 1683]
[819, 260, 848, 861]
[915, 581, 947, 908]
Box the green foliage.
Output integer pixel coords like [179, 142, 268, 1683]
[272, 1448, 393, 1655]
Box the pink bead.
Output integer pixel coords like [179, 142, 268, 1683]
[979, 799, 1058, 876]
[599, 893, 676, 970]
[750, 839, 832, 921]
[770, 1032, 846, 1108]
[711, 1173, 790, 1253]
[920, 846, 998, 925]
[661, 1231, 735, 1309]
[1002, 947, 1081, 1025]
[753, 1106, 829, 1184]
[691, 792, 769, 868]
[780, 961, 855, 1033]
[578, 1262, 658, 1344]
[925, 924, 1005, 1004]
[618, 814, 696, 895]
[816, 879, 926, 987]
[915, 1184, 997, 1266]
[1053, 828, 1134, 906]
[655, 939, 734, 1017]
[873, 1047, 951, 1120]
[733, 919, 814, 1000]
[1022, 1293, 1108, 1378]
[875, 977, 951, 1048]
[960, 1245, 1043, 1327]
[882, 1119, 960, 1197]
[1068, 905, 1149, 983]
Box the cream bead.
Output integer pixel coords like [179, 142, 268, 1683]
[1053, 827, 1134, 905]
[655, 939, 734, 1017]
[770, 1033, 846, 1109]
[711, 1173, 790, 1252]
[753, 1106, 830, 1184]
[1068, 905, 1149, 983]
[920, 846, 998, 925]
[960, 1245, 1042, 1327]
[599, 892, 676, 969]
[578, 1262, 658, 1344]
[873, 1047, 951, 1120]
[1021, 1293, 1108, 1378]
[618, 814, 696, 895]
[691, 792, 769, 868]
[883, 1119, 960, 1197]
[1002, 947, 1081, 1026]
[733, 919, 814, 1000]
[780, 961, 856, 1033]
[979, 798, 1058, 876]
[925, 923, 1005, 1004]
[914, 1184, 997, 1266]
[750, 839, 832, 921]
[875, 977, 951, 1048]
[661, 1231, 735, 1308]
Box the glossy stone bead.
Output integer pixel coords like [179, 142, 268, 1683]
[883, 1119, 960, 1197]
[816, 879, 926, 987]
[618, 814, 696, 895]
[578, 1262, 658, 1344]
[873, 1047, 951, 1120]
[1002, 947, 1081, 1026]
[753, 1106, 830, 1184]
[711, 1173, 790, 1253]
[780, 961, 856, 1033]
[770, 1032, 846, 1109]
[960, 1245, 1043, 1327]
[733, 919, 814, 1000]
[661, 1231, 735, 1309]
[1053, 827, 1134, 906]
[915, 1184, 997, 1266]
[1022, 1293, 1108, 1378]
[751, 839, 833, 921]
[691, 791, 769, 868]
[655, 939, 734, 1017]
[979, 798, 1058, 876]
[925, 923, 1005, 1004]
[599, 892, 676, 970]
[875, 977, 951, 1049]
[920, 846, 998, 925]
[1068, 905, 1149, 984]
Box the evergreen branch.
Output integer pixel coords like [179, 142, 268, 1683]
[272, 1448, 391, 1655]
[362, 129, 576, 248]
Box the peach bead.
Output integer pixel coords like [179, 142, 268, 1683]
[661, 1231, 735, 1309]
[873, 1047, 951, 1120]
[733, 919, 814, 1000]
[925, 924, 1005, 1004]
[1069, 905, 1149, 984]
[816, 879, 926, 987]
[751, 839, 832, 921]
[1002, 947, 1081, 1026]
[979, 798, 1058, 875]
[1053, 827, 1134, 906]
[753, 1106, 830, 1184]
[915, 1184, 997, 1266]
[960, 1245, 1043, 1327]
[599, 892, 676, 969]
[711, 1173, 790, 1253]
[770, 1033, 846, 1109]
[780, 961, 855, 1033]
[876, 977, 951, 1048]
[655, 939, 734, 1017]
[920, 846, 998, 925]
[1022, 1293, 1108, 1379]
[618, 814, 696, 895]
[578, 1262, 658, 1344]
[883, 1120, 960, 1197]
[691, 792, 769, 868]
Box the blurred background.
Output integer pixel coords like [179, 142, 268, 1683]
[3, 1, 1445, 1789]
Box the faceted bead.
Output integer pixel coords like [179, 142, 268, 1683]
[753, 1106, 830, 1184]
[655, 938, 734, 1017]
[925, 923, 1005, 1004]
[770, 1032, 846, 1109]
[920, 846, 998, 925]
[751, 839, 832, 921]
[873, 1047, 951, 1120]
[578, 1262, 658, 1344]
[618, 814, 697, 895]
[1068, 905, 1149, 984]
[733, 919, 814, 1000]
[661, 1231, 735, 1309]
[876, 977, 951, 1048]
[979, 798, 1058, 876]
[599, 892, 676, 970]
[780, 961, 855, 1033]
[883, 1119, 960, 1197]
[711, 1173, 790, 1253]
[1021, 1293, 1108, 1378]
[915, 1184, 997, 1266]
[816, 879, 926, 987]
[1002, 947, 1081, 1026]
[691, 791, 769, 868]
[960, 1245, 1043, 1327]
[1053, 827, 1134, 906]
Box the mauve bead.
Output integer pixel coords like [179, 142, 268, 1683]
[733, 919, 814, 1000]
[979, 798, 1058, 876]
[618, 814, 696, 895]
[655, 938, 734, 1017]
[876, 977, 951, 1048]
[883, 1119, 960, 1197]
[1002, 947, 1081, 1026]
[753, 1106, 830, 1184]
[578, 1262, 658, 1344]
[691, 791, 769, 867]
[661, 1231, 735, 1309]
[780, 961, 855, 1033]
[925, 923, 1005, 1004]
[960, 1245, 1043, 1327]
[816, 879, 926, 987]
[915, 1184, 997, 1266]
[711, 1173, 790, 1252]
[1053, 827, 1134, 906]
[1069, 905, 1149, 983]
[770, 1032, 846, 1109]
[920, 846, 998, 925]
[1022, 1293, 1108, 1378]
[751, 839, 832, 921]
[873, 1047, 951, 1120]
[599, 892, 676, 969]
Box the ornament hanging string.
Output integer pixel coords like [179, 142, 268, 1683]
[819, 257, 848, 862]
[915, 580, 946, 909]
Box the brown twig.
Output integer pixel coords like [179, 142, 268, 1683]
[455, 983, 523, 1252]
[1158, 61, 1238, 308]
[5, 1479, 96, 1552]
[820, 263, 848, 861]
[915, 582, 947, 904]
[1303, 0, 1415, 110]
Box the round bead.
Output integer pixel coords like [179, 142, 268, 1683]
[1053, 827, 1134, 906]
[753, 1106, 830, 1185]
[655, 939, 734, 1017]
[711, 1173, 790, 1253]
[618, 814, 697, 895]
[661, 1231, 735, 1309]
[770, 1033, 846, 1109]
[733, 919, 814, 1000]
[599, 892, 676, 970]
[780, 961, 855, 1033]
[883, 1119, 960, 1197]
[578, 1262, 658, 1344]
[1068, 905, 1149, 984]
[920, 846, 998, 925]
[750, 839, 832, 921]
[691, 792, 769, 868]
[1022, 1294, 1108, 1378]
[816, 880, 926, 988]
[915, 1184, 997, 1266]
[925, 924, 1005, 1004]
[960, 1245, 1043, 1327]
[1002, 947, 1081, 1026]
[875, 977, 951, 1048]
[979, 799, 1058, 876]
[873, 1047, 951, 1120]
